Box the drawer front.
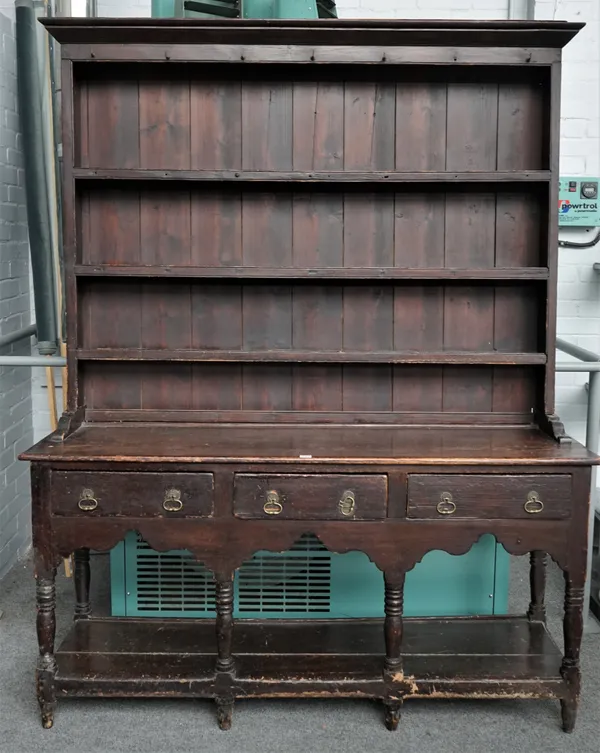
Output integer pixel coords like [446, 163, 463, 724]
[234, 474, 388, 520]
[407, 475, 571, 520]
[51, 471, 214, 517]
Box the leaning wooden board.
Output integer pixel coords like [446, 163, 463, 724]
[21, 17, 598, 734]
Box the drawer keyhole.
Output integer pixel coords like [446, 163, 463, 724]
[436, 492, 457, 515]
[339, 490, 356, 517]
[524, 491, 544, 514]
[264, 490, 283, 515]
[78, 488, 98, 512]
[163, 489, 183, 512]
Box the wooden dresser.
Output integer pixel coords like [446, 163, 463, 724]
[21, 17, 598, 733]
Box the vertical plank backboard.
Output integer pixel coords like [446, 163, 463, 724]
[191, 192, 242, 267]
[394, 193, 445, 268]
[84, 189, 141, 265]
[86, 79, 140, 169]
[446, 83, 498, 171]
[495, 193, 543, 268]
[293, 82, 344, 171]
[443, 287, 494, 352]
[497, 83, 545, 170]
[139, 80, 191, 169]
[241, 82, 293, 170]
[292, 194, 344, 267]
[192, 285, 242, 350]
[444, 193, 496, 268]
[343, 82, 396, 170]
[140, 189, 191, 265]
[395, 83, 447, 171]
[191, 80, 242, 170]
[141, 282, 192, 350]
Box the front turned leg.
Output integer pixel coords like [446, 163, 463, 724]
[215, 574, 235, 729]
[383, 700, 402, 731]
[36, 566, 57, 729]
[560, 572, 585, 733]
[383, 573, 406, 731]
[215, 696, 234, 731]
[527, 551, 547, 622]
[73, 548, 91, 619]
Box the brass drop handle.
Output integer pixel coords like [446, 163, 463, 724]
[263, 490, 283, 515]
[78, 488, 98, 512]
[163, 488, 183, 512]
[436, 492, 457, 515]
[339, 490, 356, 517]
[524, 491, 544, 514]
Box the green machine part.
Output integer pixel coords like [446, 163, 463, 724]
[151, 0, 336, 20]
[110, 533, 509, 619]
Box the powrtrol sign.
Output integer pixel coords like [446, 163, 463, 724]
[558, 177, 600, 226]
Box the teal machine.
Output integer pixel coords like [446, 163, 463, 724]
[558, 177, 600, 226]
[110, 0, 511, 620]
[110, 534, 509, 619]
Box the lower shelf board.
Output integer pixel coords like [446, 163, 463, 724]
[55, 617, 565, 700]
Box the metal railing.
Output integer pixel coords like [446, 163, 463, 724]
[556, 338, 600, 629]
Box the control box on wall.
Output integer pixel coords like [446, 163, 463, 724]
[559, 177, 600, 226]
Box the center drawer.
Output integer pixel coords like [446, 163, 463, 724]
[233, 474, 388, 520]
[51, 471, 214, 517]
[407, 474, 571, 519]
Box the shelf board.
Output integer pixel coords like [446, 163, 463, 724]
[74, 265, 550, 281]
[73, 168, 552, 184]
[54, 617, 564, 699]
[76, 349, 547, 365]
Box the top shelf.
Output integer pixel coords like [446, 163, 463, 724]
[73, 169, 552, 184]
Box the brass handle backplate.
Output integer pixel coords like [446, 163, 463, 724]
[78, 488, 98, 512]
[524, 491, 544, 514]
[339, 490, 356, 517]
[163, 488, 183, 512]
[263, 490, 283, 515]
[436, 492, 457, 515]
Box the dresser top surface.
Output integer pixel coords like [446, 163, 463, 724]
[20, 424, 597, 466]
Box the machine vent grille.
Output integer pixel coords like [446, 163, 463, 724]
[132, 533, 332, 616]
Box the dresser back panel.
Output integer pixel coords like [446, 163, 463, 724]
[74, 63, 549, 173]
[77, 185, 547, 269]
[80, 362, 539, 422]
[70, 55, 554, 425]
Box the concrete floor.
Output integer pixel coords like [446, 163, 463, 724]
[1, 554, 600, 753]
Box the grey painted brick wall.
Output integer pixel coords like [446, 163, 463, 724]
[0, 9, 33, 580]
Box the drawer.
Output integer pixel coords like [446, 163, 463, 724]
[233, 474, 388, 520]
[51, 471, 214, 517]
[407, 475, 571, 520]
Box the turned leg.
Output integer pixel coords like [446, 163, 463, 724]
[215, 696, 234, 731]
[215, 574, 235, 729]
[383, 700, 402, 731]
[527, 551, 547, 622]
[383, 573, 406, 731]
[73, 548, 91, 619]
[36, 566, 57, 729]
[560, 572, 585, 733]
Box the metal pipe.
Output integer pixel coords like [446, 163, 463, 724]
[556, 363, 600, 372]
[556, 338, 600, 363]
[584, 371, 600, 630]
[15, 0, 58, 355]
[0, 356, 66, 366]
[0, 323, 37, 349]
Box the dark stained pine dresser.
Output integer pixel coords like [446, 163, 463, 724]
[20, 17, 599, 733]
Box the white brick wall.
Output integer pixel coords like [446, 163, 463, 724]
[0, 9, 33, 579]
[549, 0, 600, 448]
